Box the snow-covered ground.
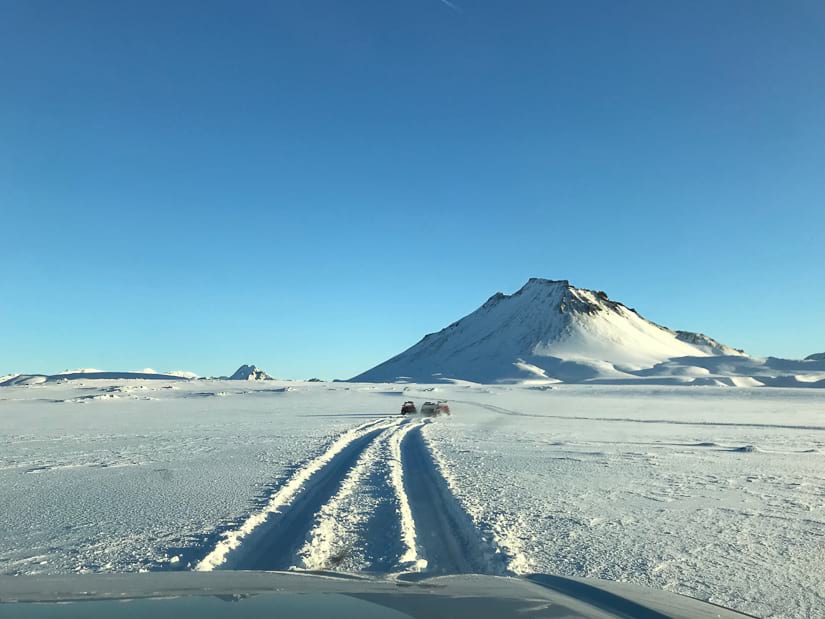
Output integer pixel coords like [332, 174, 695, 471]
[1, 379, 823, 618]
[0, 380, 367, 573]
[415, 385, 825, 618]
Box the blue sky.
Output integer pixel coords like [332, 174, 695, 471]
[2, 1, 823, 378]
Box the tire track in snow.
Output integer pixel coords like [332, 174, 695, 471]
[194, 417, 396, 571]
[195, 414, 510, 576]
[296, 418, 506, 575]
[388, 420, 428, 572]
[422, 424, 533, 575]
[454, 399, 825, 431]
[296, 419, 425, 572]
[294, 433, 387, 571]
[400, 423, 508, 575]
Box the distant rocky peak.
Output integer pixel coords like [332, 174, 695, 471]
[675, 331, 745, 356]
[229, 364, 273, 381]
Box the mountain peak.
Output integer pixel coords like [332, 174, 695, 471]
[522, 277, 570, 289]
[482, 279, 571, 310]
[509, 278, 625, 317]
[229, 365, 273, 381]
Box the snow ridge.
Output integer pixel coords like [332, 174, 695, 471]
[674, 331, 744, 356]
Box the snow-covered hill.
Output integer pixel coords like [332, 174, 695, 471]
[136, 368, 200, 379]
[228, 364, 273, 381]
[353, 278, 824, 387]
[0, 370, 193, 387]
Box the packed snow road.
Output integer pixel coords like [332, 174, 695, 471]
[194, 415, 503, 575]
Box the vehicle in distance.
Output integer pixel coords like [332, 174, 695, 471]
[421, 400, 450, 416]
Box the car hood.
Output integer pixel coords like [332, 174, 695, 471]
[0, 570, 753, 618]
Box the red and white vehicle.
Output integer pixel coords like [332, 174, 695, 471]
[420, 401, 450, 416]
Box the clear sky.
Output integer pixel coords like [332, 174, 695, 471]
[2, 1, 823, 379]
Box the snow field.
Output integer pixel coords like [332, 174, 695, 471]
[421, 423, 533, 574]
[1, 380, 823, 619]
[0, 381, 384, 574]
[416, 385, 825, 618]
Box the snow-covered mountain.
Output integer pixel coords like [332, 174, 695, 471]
[0, 370, 194, 386]
[228, 364, 273, 381]
[805, 352, 825, 361]
[135, 368, 200, 379]
[352, 278, 824, 387]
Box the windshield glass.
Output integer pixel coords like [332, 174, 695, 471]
[1, 2, 823, 618]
